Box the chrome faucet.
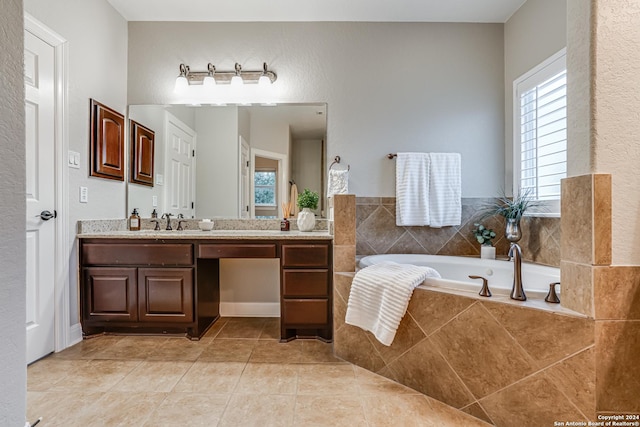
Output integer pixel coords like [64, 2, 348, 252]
[162, 213, 173, 231]
[176, 214, 186, 231]
[508, 243, 527, 301]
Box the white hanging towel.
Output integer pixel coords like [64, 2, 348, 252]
[327, 168, 349, 198]
[428, 152, 462, 227]
[395, 152, 430, 226]
[345, 261, 441, 346]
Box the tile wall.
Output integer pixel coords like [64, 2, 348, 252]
[333, 275, 595, 426]
[355, 197, 561, 267]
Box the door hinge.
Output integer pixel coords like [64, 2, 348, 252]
[246, 161, 249, 167]
[191, 202, 194, 209]
[192, 150, 195, 157]
[246, 206, 249, 212]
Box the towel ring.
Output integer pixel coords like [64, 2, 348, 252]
[329, 155, 350, 171]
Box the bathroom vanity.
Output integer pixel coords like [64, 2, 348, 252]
[78, 231, 333, 342]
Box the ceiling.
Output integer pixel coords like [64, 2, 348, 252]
[107, 0, 527, 23]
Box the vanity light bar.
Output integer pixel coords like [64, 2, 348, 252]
[176, 62, 277, 87]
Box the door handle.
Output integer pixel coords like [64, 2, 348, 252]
[36, 210, 56, 221]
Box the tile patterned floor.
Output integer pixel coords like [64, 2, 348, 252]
[27, 317, 491, 426]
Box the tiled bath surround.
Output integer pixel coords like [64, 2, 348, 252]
[355, 197, 561, 267]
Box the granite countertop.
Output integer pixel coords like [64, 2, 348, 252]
[78, 229, 333, 240]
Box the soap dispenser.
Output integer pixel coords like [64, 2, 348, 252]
[129, 208, 140, 231]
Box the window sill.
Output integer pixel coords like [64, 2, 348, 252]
[523, 212, 560, 219]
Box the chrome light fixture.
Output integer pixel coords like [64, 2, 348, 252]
[174, 62, 276, 89]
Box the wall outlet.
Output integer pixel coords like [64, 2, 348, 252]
[155, 174, 164, 185]
[152, 195, 158, 207]
[79, 186, 88, 203]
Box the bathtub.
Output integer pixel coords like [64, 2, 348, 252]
[358, 254, 560, 300]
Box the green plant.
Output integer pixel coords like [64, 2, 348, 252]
[473, 223, 496, 246]
[485, 188, 542, 222]
[297, 188, 319, 210]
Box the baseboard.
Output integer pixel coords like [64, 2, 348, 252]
[219, 302, 280, 317]
[68, 323, 83, 347]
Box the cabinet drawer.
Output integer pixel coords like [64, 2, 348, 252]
[82, 243, 193, 266]
[281, 244, 329, 268]
[199, 244, 276, 259]
[283, 299, 328, 325]
[282, 270, 329, 297]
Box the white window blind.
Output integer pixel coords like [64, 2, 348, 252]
[514, 49, 567, 212]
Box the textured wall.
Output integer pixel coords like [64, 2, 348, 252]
[0, 0, 26, 424]
[355, 197, 561, 267]
[590, 2, 640, 265]
[127, 22, 505, 198]
[504, 0, 567, 194]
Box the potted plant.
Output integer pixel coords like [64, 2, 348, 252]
[473, 223, 497, 259]
[296, 188, 319, 232]
[485, 188, 542, 243]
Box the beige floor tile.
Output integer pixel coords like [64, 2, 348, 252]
[217, 317, 267, 339]
[248, 339, 303, 363]
[203, 317, 229, 338]
[48, 359, 141, 392]
[235, 363, 299, 394]
[297, 364, 358, 395]
[27, 390, 104, 426]
[73, 391, 167, 426]
[426, 397, 493, 426]
[143, 393, 230, 426]
[147, 337, 210, 361]
[199, 338, 258, 362]
[219, 394, 295, 427]
[353, 365, 419, 395]
[112, 360, 192, 392]
[361, 394, 442, 427]
[173, 361, 245, 393]
[92, 335, 169, 360]
[49, 335, 123, 360]
[27, 358, 90, 391]
[299, 340, 345, 363]
[294, 395, 368, 427]
[260, 317, 281, 339]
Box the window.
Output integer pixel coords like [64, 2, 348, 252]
[514, 49, 567, 214]
[254, 169, 277, 206]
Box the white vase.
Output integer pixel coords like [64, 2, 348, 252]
[480, 245, 496, 260]
[297, 208, 316, 232]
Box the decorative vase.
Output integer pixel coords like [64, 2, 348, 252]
[480, 245, 496, 260]
[296, 208, 316, 232]
[505, 218, 522, 243]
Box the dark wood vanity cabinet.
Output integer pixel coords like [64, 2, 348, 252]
[79, 238, 332, 341]
[280, 243, 332, 342]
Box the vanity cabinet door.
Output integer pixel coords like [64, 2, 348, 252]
[138, 268, 194, 323]
[83, 267, 138, 322]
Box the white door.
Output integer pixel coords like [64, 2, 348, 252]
[240, 137, 250, 218]
[25, 30, 56, 364]
[165, 113, 196, 218]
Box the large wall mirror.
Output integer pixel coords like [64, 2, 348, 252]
[127, 103, 327, 219]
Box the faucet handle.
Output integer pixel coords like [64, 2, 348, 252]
[177, 219, 186, 231]
[469, 275, 491, 297]
[150, 219, 161, 231]
[545, 282, 561, 303]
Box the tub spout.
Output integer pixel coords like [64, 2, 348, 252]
[508, 243, 526, 301]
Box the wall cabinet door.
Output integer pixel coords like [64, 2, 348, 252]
[138, 268, 194, 323]
[84, 267, 137, 322]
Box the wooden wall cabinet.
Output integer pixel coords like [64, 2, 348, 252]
[129, 120, 155, 186]
[89, 99, 125, 181]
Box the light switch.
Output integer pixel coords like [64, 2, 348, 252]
[155, 174, 164, 185]
[79, 186, 88, 203]
[68, 151, 80, 169]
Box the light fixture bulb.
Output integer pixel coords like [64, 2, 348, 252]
[203, 75, 216, 88]
[258, 74, 271, 86]
[231, 75, 243, 86]
[174, 75, 189, 93]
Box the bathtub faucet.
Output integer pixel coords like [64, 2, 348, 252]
[508, 243, 527, 301]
